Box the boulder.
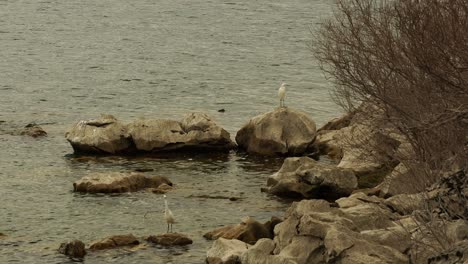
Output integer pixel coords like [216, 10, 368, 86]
[58, 240, 86, 258]
[266, 157, 357, 199]
[89, 234, 139, 250]
[128, 113, 235, 152]
[204, 217, 277, 245]
[19, 123, 47, 138]
[206, 238, 249, 264]
[384, 193, 425, 215]
[235, 108, 316, 156]
[317, 111, 354, 132]
[73, 172, 172, 193]
[146, 233, 192, 246]
[65, 114, 131, 154]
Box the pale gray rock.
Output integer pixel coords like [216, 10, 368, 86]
[73, 172, 172, 193]
[65, 114, 131, 154]
[266, 157, 358, 199]
[128, 113, 234, 152]
[235, 107, 316, 156]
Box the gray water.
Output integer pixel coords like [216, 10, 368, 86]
[0, 0, 337, 263]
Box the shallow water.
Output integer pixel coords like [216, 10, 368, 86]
[0, 0, 338, 263]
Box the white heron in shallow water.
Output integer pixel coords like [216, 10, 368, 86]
[163, 195, 175, 233]
[278, 81, 286, 107]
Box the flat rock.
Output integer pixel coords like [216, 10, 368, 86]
[146, 233, 193, 246]
[58, 240, 86, 258]
[235, 107, 316, 156]
[266, 157, 358, 199]
[89, 234, 139, 250]
[73, 172, 172, 193]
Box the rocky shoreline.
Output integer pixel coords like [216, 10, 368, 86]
[3, 107, 465, 263]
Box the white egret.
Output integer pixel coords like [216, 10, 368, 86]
[278, 81, 286, 107]
[163, 195, 175, 233]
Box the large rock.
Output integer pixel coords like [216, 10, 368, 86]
[65, 114, 131, 154]
[377, 163, 422, 197]
[266, 157, 357, 199]
[204, 217, 279, 245]
[206, 238, 249, 264]
[73, 172, 172, 193]
[58, 240, 86, 258]
[127, 113, 235, 152]
[235, 108, 316, 156]
[89, 234, 139, 250]
[146, 233, 193, 246]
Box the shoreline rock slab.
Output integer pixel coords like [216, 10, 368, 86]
[146, 233, 193, 246]
[266, 157, 358, 199]
[235, 107, 316, 156]
[89, 234, 139, 251]
[73, 172, 172, 193]
[58, 240, 86, 258]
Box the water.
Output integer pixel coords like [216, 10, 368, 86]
[0, 0, 338, 263]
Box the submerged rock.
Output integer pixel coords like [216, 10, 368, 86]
[65, 114, 131, 154]
[58, 240, 86, 258]
[89, 234, 139, 250]
[266, 157, 358, 199]
[146, 233, 193, 246]
[235, 107, 316, 156]
[206, 238, 249, 264]
[20, 123, 47, 138]
[204, 217, 280, 245]
[73, 172, 172, 193]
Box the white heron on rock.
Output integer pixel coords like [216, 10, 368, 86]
[163, 195, 175, 233]
[278, 81, 286, 107]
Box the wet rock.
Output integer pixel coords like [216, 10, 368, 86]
[204, 217, 278, 245]
[266, 157, 358, 199]
[73, 172, 172, 193]
[235, 107, 316, 156]
[128, 113, 235, 152]
[146, 233, 192, 246]
[89, 234, 139, 250]
[58, 240, 86, 258]
[19, 123, 47, 138]
[206, 238, 249, 264]
[65, 114, 131, 154]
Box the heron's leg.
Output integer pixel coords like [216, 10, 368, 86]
[167, 223, 169, 233]
[170, 224, 173, 233]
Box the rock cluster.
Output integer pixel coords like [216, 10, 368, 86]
[65, 113, 235, 154]
[235, 107, 316, 156]
[89, 234, 139, 251]
[73, 172, 172, 193]
[58, 240, 86, 258]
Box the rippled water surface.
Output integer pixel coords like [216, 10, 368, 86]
[0, 0, 338, 263]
